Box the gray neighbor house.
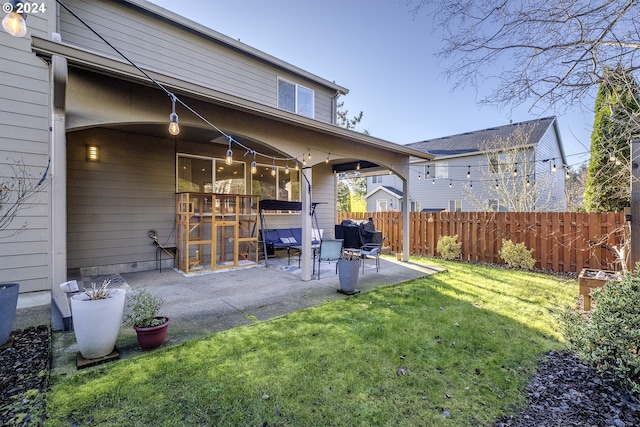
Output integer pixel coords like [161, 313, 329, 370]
[366, 117, 568, 213]
[0, 0, 433, 306]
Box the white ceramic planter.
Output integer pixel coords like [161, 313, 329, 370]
[71, 288, 126, 359]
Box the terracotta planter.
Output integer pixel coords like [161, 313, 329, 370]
[71, 289, 126, 359]
[0, 283, 19, 346]
[133, 317, 170, 350]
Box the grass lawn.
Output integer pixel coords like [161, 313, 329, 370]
[46, 258, 577, 426]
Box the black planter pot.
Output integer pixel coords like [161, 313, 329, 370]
[0, 283, 20, 346]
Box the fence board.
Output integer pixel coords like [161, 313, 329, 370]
[337, 211, 628, 273]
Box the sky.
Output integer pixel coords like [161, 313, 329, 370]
[148, 0, 593, 167]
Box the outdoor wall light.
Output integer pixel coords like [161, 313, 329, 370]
[2, 1, 27, 38]
[87, 145, 99, 161]
[168, 93, 180, 136]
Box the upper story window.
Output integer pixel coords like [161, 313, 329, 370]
[278, 78, 314, 118]
[435, 161, 448, 179]
[372, 176, 383, 184]
[489, 154, 508, 174]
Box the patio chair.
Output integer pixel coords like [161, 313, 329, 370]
[360, 243, 381, 273]
[315, 238, 343, 280]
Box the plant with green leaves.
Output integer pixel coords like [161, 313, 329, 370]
[560, 266, 640, 392]
[123, 289, 166, 328]
[499, 239, 536, 270]
[436, 234, 462, 260]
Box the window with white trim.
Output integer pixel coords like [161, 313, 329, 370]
[376, 199, 387, 212]
[448, 200, 461, 212]
[435, 161, 448, 179]
[278, 78, 314, 118]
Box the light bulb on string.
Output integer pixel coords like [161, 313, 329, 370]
[295, 161, 299, 171]
[432, 178, 435, 185]
[225, 136, 233, 165]
[449, 180, 452, 188]
[512, 163, 518, 177]
[168, 93, 180, 136]
[271, 162, 277, 177]
[495, 179, 499, 189]
[469, 181, 473, 189]
[526, 176, 530, 187]
[325, 153, 330, 164]
[552, 161, 557, 172]
[285, 163, 289, 174]
[356, 161, 361, 171]
[467, 165, 471, 179]
[2, 1, 27, 37]
[250, 151, 257, 174]
[426, 165, 430, 177]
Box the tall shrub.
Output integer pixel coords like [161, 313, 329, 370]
[584, 66, 640, 212]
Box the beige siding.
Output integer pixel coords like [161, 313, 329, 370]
[311, 163, 338, 239]
[66, 128, 176, 270]
[59, 0, 336, 123]
[0, 12, 54, 292]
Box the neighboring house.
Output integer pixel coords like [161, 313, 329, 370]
[366, 117, 567, 212]
[0, 0, 431, 298]
[363, 185, 403, 212]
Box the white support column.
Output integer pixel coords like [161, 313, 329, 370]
[630, 139, 640, 270]
[402, 178, 409, 261]
[300, 167, 313, 280]
[50, 55, 71, 330]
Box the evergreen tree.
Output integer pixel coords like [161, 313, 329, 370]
[584, 67, 640, 212]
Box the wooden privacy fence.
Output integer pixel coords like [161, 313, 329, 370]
[337, 211, 628, 273]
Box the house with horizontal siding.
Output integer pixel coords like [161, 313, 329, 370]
[0, 0, 432, 307]
[366, 117, 567, 212]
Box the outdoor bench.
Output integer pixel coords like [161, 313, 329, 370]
[260, 228, 322, 264]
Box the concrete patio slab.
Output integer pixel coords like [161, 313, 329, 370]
[14, 256, 444, 376]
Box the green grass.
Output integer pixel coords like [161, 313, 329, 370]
[45, 259, 577, 426]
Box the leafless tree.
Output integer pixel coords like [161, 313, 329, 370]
[0, 159, 48, 236]
[411, 0, 640, 113]
[462, 127, 565, 212]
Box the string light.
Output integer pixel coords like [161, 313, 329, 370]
[295, 161, 299, 171]
[285, 163, 289, 174]
[271, 161, 277, 177]
[469, 181, 473, 189]
[432, 178, 435, 184]
[325, 153, 330, 164]
[426, 165, 430, 177]
[512, 163, 518, 177]
[2, 0, 27, 37]
[307, 150, 312, 160]
[526, 176, 530, 186]
[495, 179, 499, 189]
[356, 161, 361, 171]
[467, 165, 471, 179]
[225, 135, 233, 165]
[449, 180, 452, 188]
[552, 161, 557, 172]
[168, 93, 180, 136]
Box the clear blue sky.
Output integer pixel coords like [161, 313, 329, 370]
[149, 0, 593, 167]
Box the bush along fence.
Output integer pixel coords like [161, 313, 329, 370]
[337, 211, 628, 273]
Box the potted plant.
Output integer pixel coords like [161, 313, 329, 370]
[123, 289, 170, 350]
[0, 283, 20, 346]
[337, 249, 361, 295]
[71, 279, 126, 359]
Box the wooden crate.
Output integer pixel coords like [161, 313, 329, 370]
[578, 268, 621, 311]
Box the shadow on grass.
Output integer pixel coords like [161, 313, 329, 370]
[46, 268, 575, 427]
